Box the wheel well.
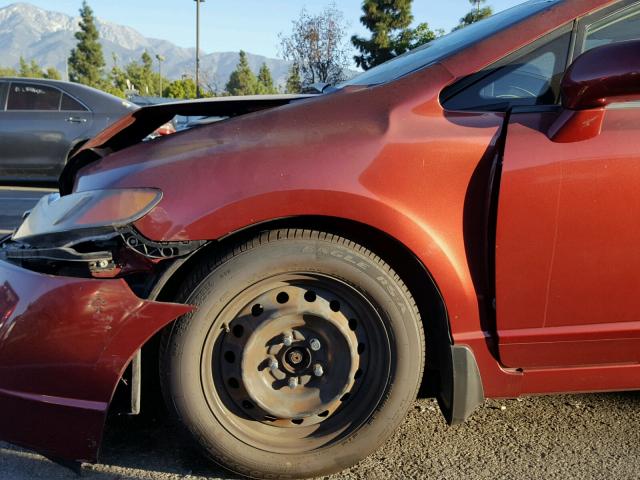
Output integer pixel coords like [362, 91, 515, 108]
[147, 216, 451, 401]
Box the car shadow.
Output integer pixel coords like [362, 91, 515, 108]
[600, 390, 640, 405]
[96, 390, 640, 479]
[98, 412, 242, 479]
[2, 391, 637, 479]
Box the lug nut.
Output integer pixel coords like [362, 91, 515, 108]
[269, 357, 279, 371]
[309, 338, 321, 351]
[283, 333, 293, 346]
[288, 377, 298, 388]
[313, 364, 324, 377]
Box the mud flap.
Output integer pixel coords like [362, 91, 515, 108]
[437, 345, 485, 425]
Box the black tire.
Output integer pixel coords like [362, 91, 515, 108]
[160, 229, 425, 479]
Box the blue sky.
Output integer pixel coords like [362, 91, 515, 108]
[4, 0, 524, 58]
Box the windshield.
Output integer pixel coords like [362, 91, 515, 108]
[339, 0, 562, 87]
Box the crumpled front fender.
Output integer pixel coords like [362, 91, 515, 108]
[0, 259, 192, 462]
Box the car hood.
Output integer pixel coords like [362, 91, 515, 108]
[59, 94, 315, 194]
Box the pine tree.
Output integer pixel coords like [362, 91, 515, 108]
[16, 57, 61, 79]
[285, 62, 302, 94]
[19, 57, 41, 78]
[257, 63, 277, 94]
[106, 52, 169, 98]
[352, 0, 438, 70]
[412, 23, 442, 48]
[107, 54, 128, 97]
[68, 1, 105, 87]
[225, 51, 259, 96]
[454, 0, 493, 31]
[140, 50, 155, 93]
[125, 51, 159, 95]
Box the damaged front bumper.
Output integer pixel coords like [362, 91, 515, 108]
[0, 255, 191, 462]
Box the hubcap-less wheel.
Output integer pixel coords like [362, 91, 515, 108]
[202, 274, 391, 452]
[161, 230, 425, 479]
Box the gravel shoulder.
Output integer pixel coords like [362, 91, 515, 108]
[1, 392, 638, 479]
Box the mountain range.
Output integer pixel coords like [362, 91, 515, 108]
[0, 2, 292, 88]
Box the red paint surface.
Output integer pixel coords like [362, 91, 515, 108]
[497, 108, 640, 368]
[548, 108, 605, 143]
[0, 259, 191, 461]
[561, 39, 640, 110]
[74, 0, 626, 399]
[2, 0, 639, 465]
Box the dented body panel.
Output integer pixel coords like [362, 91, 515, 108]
[0, 259, 191, 461]
[60, 94, 313, 195]
[2, 0, 640, 467]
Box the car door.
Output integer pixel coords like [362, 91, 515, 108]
[0, 81, 92, 183]
[494, 2, 640, 368]
[58, 87, 94, 158]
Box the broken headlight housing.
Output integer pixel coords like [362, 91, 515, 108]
[12, 188, 162, 244]
[1, 188, 204, 281]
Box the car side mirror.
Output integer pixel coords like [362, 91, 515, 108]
[549, 40, 640, 143]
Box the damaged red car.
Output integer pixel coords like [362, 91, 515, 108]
[1, 0, 640, 478]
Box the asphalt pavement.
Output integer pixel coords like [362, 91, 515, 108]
[0, 186, 52, 233]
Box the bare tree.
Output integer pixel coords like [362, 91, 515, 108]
[199, 68, 222, 96]
[279, 5, 350, 87]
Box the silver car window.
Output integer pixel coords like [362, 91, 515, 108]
[61, 93, 88, 112]
[7, 82, 62, 111]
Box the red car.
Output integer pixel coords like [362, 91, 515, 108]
[1, 0, 639, 478]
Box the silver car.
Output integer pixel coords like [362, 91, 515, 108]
[0, 78, 137, 184]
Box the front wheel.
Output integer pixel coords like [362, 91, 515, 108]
[161, 230, 425, 479]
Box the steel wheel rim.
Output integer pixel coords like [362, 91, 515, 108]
[200, 273, 393, 453]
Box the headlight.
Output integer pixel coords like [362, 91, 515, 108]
[12, 188, 162, 242]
